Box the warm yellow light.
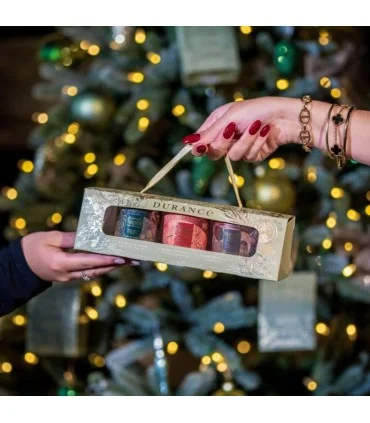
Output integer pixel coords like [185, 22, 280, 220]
[12, 314, 27, 326]
[365, 205, 370, 216]
[201, 356, 211, 365]
[167, 341, 179, 355]
[88, 45, 100, 56]
[322, 238, 332, 250]
[80, 40, 90, 50]
[228, 174, 245, 188]
[63, 57, 72, 66]
[366, 191, 370, 201]
[203, 270, 217, 279]
[1, 362, 12, 373]
[326, 216, 337, 229]
[24, 352, 39, 365]
[315, 322, 330, 335]
[85, 306, 99, 320]
[237, 341, 251, 354]
[63, 133, 76, 144]
[50, 212, 62, 224]
[320, 77, 331, 88]
[113, 153, 126, 166]
[172, 104, 186, 117]
[212, 352, 223, 363]
[307, 380, 317, 391]
[269, 158, 286, 170]
[233, 92, 244, 102]
[240, 26, 252, 34]
[4, 188, 18, 200]
[331, 187, 344, 199]
[331, 88, 341, 99]
[147, 51, 161, 64]
[93, 355, 105, 367]
[306, 245, 313, 254]
[276, 79, 289, 90]
[307, 171, 317, 183]
[346, 324, 356, 336]
[68, 123, 79, 134]
[138, 117, 150, 132]
[15, 218, 26, 230]
[91, 284, 102, 297]
[79, 315, 89, 325]
[84, 152, 96, 163]
[344, 242, 353, 252]
[115, 294, 127, 308]
[213, 322, 225, 334]
[63, 371, 75, 383]
[347, 209, 361, 221]
[62, 85, 78, 96]
[19, 160, 34, 173]
[217, 362, 228, 372]
[37, 113, 48, 124]
[135, 29, 146, 44]
[86, 164, 98, 176]
[136, 99, 150, 111]
[342, 264, 357, 278]
[155, 262, 168, 272]
[128, 72, 144, 83]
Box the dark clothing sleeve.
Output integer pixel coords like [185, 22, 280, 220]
[0, 238, 50, 317]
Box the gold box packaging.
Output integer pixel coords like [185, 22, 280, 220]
[74, 147, 295, 281]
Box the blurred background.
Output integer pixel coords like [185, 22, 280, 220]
[0, 26, 370, 396]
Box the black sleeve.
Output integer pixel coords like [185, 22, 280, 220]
[0, 238, 50, 317]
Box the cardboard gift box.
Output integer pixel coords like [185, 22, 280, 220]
[74, 146, 295, 281]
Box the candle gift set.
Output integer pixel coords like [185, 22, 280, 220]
[74, 146, 295, 281]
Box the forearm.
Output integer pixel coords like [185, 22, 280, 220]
[282, 97, 370, 166]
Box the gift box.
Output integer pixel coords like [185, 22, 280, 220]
[74, 146, 295, 281]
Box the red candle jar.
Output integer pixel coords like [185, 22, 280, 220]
[211, 222, 259, 257]
[162, 214, 209, 250]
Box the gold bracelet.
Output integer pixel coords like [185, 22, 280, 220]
[299, 95, 313, 152]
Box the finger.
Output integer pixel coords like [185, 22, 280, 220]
[243, 124, 271, 161]
[49, 231, 76, 249]
[57, 252, 139, 272]
[228, 120, 262, 161]
[68, 265, 122, 281]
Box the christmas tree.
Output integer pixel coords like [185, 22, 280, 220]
[1, 26, 370, 396]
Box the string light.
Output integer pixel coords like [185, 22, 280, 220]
[213, 322, 225, 334]
[113, 153, 126, 166]
[24, 352, 39, 365]
[89, 354, 105, 367]
[63, 57, 72, 66]
[172, 105, 186, 117]
[18, 160, 34, 173]
[88, 45, 100, 56]
[85, 306, 99, 320]
[347, 209, 361, 221]
[84, 152, 96, 163]
[365, 205, 370, 216]
[366, 191, 370, 201]
[136, 99, 150, 111]
[315, 322, 330, 335]
[14, 218, 26, 230]
[217, 362, 228, 372]
[80, 40, 90, 50]
[62, 85, 78, 96]
[233, 92, 244, 102]
[240, 26, 252, 34]
[166, 341, 179, 355]
[115, 294, 127, 308]
[85, 164, 98, 178]
[344, 242, 353, 252]
[346, 324, 357, 336]
[138, 117, 150, 132]
[322, 238, 332, 250]
[3, 187, 18, 200]
[12, 314, 27, 326]
[307, 167, 317, 183]
[319, 37, 329, 46]
[79, 315, 89, 325]
[304, 377, 318, 391]
[320, 77, 331, 88]
[326, 215, 337, 229]
[36, 113, 48, 124]
[0, 362, 12, 373]
[268, 158, 286, 170]
[276, 79, 289, 90]
[330, 88, 341, 99]
[128, 72, 144, 83]
[342, 264, 357, 278]
[147, 51, 161, 64]
[68, 123, 79, 134]
[331, 187, 344, 199]
[306, 245, 313, 254]
[135, 29, 146, 44]
[90, 283, 102, 297]
[203, 270, 217, 279]
[155, 262, 168, 272]
[237, 341, 251, 354]
[211, 352, 223, 363]
[201, 356, 211, 365]
[63, 133, 76, 144]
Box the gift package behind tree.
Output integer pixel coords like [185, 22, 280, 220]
[75, 146, 295, 281]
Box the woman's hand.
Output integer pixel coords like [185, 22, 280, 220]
[182, 97, 303, 162]
[21, 231, 139, 283]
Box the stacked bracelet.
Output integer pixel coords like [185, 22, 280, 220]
[299, 95, 313, 152]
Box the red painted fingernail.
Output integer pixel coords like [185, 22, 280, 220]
[260, 125, 270, 137]
[249, 120, 262, 135]
[223, 122, 236, 139]
[182, 133, 201, 144]
[196, 144, 208, 154]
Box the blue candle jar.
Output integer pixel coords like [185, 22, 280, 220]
[115, 208, 161, 241]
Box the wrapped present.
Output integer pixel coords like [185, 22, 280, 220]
[75, 146, 295, 281]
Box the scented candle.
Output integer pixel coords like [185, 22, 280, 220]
[115, 208, 161, 241]
[211, 222, 259, 257]
[162, 214, 209, 250]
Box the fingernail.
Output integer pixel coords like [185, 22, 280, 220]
[131, 260, 140, 266]
[114, 258, 126, 264]
[182, 133, 201, 144]
[223, 122, 236, 139]
[249, 120, 262, 136]
[196, 144, 208, 154]
[260, 125, 270, 137]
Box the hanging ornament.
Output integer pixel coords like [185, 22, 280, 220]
[192, 156, 219, 196]
[212, 381, 246, 396]
[71, 92, 116, 131]
[273, 41, 296, 77]
[253, 170, 296, 214]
